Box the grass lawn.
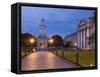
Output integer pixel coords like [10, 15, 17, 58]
[53, 51, 95, 67]
[78, 51, 95, 67]
[63, 52, 77, 63]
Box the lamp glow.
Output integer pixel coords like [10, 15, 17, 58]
[49, 39, 54, 44]
[30, 38, 35, 43]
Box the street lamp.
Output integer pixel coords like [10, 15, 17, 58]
[29, 38, 35, 53]
[49, 38, 54, 44]
[30, 38, 35, 44]
[49, 38, 54, 50]
[74, 42, 77, 47]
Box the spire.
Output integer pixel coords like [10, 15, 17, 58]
[40, 18, 46, 28]
[41, 18, 44, 22]
[39, 18, 46, 36]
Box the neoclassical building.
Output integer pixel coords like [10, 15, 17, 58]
[64, 18, 95, 50]
[37, 18, 48, 49]
[77, 19, 95, 50]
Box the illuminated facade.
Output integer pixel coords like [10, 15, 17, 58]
[37, 18, 48, 49]
[77, 19, 95, 50]
[64, 18, 95, 50]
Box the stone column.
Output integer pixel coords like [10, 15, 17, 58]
[80, 30, 83, 49]
[82, 30, 83, 49]
[85, 29, 87, 49]
[80, 31, 81, 48]
[78, 31, 80, 48]
[83, 29, 86, 49]
[89, 27, 91, 48]
[86, 28, 89, 49]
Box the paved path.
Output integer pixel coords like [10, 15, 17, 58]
[21, 51, 79, 71]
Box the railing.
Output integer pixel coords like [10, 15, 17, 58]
[51, 50, 95, 67]
[21, 47, 36, 58]
[21, 47, 95, 67]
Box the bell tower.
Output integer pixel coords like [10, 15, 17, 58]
[37, 18, 48, 50]
[39, 18, 46, 36]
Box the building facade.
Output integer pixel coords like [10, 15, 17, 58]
[77, 19, 95, 50]
[64, 18, 95, 50]
[64, 32, 78, 46]
[37, 18, 48, 49]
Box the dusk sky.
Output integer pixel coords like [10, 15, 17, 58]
[21, 6, 95, 38]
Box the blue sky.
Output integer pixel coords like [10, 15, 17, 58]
[21, 6, 95, 38]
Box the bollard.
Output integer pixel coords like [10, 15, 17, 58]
[56, 51, 57, 55]
[25, 51, 26, 56]
[62, 51, 64, 57]
[76, 52, 79, 65]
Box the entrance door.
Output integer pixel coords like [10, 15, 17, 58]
[40, 41, 45, 48]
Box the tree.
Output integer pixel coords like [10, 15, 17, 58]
[48, 35, 64, 48]
[88, 33, 95, 46]
[89, 12, 95, 25]
[21, 33, 37, 47]
[88, 13, 95, 49]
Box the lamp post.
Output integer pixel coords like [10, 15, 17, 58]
[49, 38, 54, 44]
[74, 42, 77, 48]
[74, 42, 79, 64]
[29, 38, 35, 53]
[49, 38, 54, 51]
[30, 38, 35, 44]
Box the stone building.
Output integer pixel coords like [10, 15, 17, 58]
[64, 18, 95, 50]
[37, 18, 48, 49]
[77, 19, 95, 50]
[64, 32, 78, 46]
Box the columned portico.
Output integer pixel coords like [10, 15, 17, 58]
[83, 29, 85, 49]
[78, 29, 88, 49]
[77, 19, 95, 50]
[86, 28, 89, 49]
